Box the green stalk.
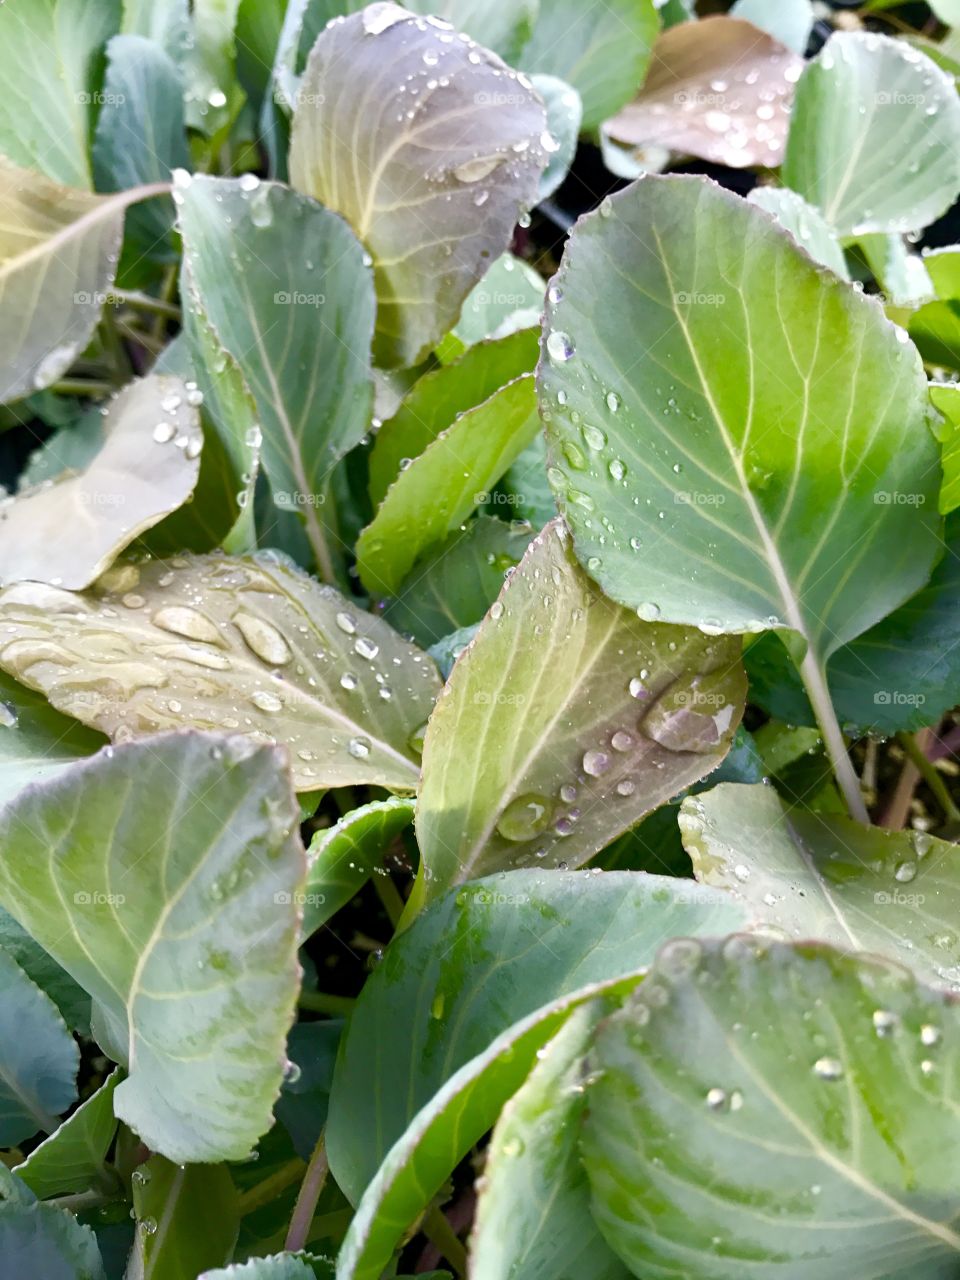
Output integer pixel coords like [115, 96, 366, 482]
[285, 1131, 328, 1253]
[897, 732, 960, 824]
[797, 648, 870, 824]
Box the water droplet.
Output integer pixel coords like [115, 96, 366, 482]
[153, 422, 175, 444]
[497, 793, 554, 841]
[921, 1024, 941, 1047]
[139, 1217, 158, 1236]
[894, 861, 917, 884]
[336, 611, 357, 635]
[872, 1010, 898, 1037]
[605, 391, 621, 413]
[546, 331, 575, 363]
[582, 749, 610, 777]
[250, 690, 282, 713]
[354, 636, 379, 660]
[813, 1056, 843, 1081]
[348, 736, 371, 759]
[153, 606, 220, 643]
[705, 1087, 728, 1111]
[283, 1059, 302, 1085]
[611, 730, 633, 752]
[233, 611, 292, 665]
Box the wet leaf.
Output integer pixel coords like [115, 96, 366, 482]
[328, 867, 748, 1207]
[0, 553, 440, 792]
[0, 732, 306, 1164]
[784, 32, 960, 237]
[0, 1198, 105, 1280]
[437, 254, 545, 363]
[582, 936, 960, 1280]
[730, 0, 813, 55]
[128, 1156, 239, 1278]
[15, 1072, 120, 1200]
[415, 520, 746, 902]
[0, 670, 103, 809]
[469, 1005, 631, 1280]
[681, 780, 960, 989]
[521, 0, 659, 132]
[747, 186, 849, 279]
[357, 376, 541, 596]
[0, 374, 202, 589]
[539, 175, 940, 673]
[605, 17, 802, 169]
[289, 3, 547, 367]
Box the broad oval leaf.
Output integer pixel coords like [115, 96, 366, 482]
[0, 948, 78, 1146]
[357, 375, 540, 596]
[521, 0, 659, 132]
[0, 0, 120, 188]
[15, 1072, 120, 1200]
[0, 161, 167, 403]
[0, 553, 440, 792]
[302, 796, 415, 937]
[0, 375, 202, 589]
[681, 780, 960, 990]
[438, 253, 545, 363]
[326, 868, 748, 1205]
[531, 75, 582, 202]
[730, 0, 813, 54]
[783, 32, 960, 237]
[469, 1004, 631, 1280]
[0, 1199, 105, 1280]
[177, 174, 375, 580]
[415, 519, 746, 901]
[605, 17, 802, 169]
[288, 3, 547, 367]
[0, 732, 306, 1164]
[747, 186, 849, 279]
[582, 936, 960, 1279]
[539, 175, 940, 663]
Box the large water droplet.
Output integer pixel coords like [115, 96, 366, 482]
[497, 793, 554, 841]
[233, 611, 292, 665]
[153, 606, 220, 644]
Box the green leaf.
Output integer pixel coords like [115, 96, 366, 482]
[931, 383, 960, 514]
[581, 935, 960, 1280]
[0, 948, 78, 1145]
[415, 520, 745, 901]
[275, 1021, 342, 1159]
[784, 32, 960, 237]
[539, 174, 940, 673]
[747, 186, 849, 279]
[0, 1199, 105, 1280]
[498, 434, 557, 527]
[0, 375, 202, 589]
[129, 1156, 240, 1278]
[368, 327, 539, 508]
[0, 553, 440, 792]
[364, 0, 537, 61]
[326, 868, 748, 1205]
[521, 0, 659, 132]
[469, 1004, 631, 1280]
[357, 376, 541, 596]
[302, 796, 415, 937]
[16, 1072, 120, 1200]
[745, 510, 960, 736]
[0, 161, 167, 403]
[0, 670, 103, 809]
[289, 3, 547, 367]
[856, 233, 933, 307]
[730, 0, 813, 54]
[121, 0, 189, 58]
[383, 516, 534, 648]
[0, 906, 91, 1036]
[0, 0, 121, 188]
[200, 1254, 333, 1279]
[681, 780, 960, 989]
[92, 35, 188, 255]
[184, 0, 244, 135]
[605, 17, 802, 169]
[437, 254, 545, 364]
[531, 76, 582, 202]
[177, 174, 375, 580]
[0, 732, 306, 1163]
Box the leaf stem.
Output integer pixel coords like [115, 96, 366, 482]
[298, 990, 356, 1017]
[111, 289, 181, 321]
[285, 1131, 328, 1253]
[897, 731, 960, 824]
[51, 378, 114, 397]
[236, 1158, 306, 1216]
[797, 648, 870, 824]
[372, 870, 405, 929]
[422, 1204, 468, 1279]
